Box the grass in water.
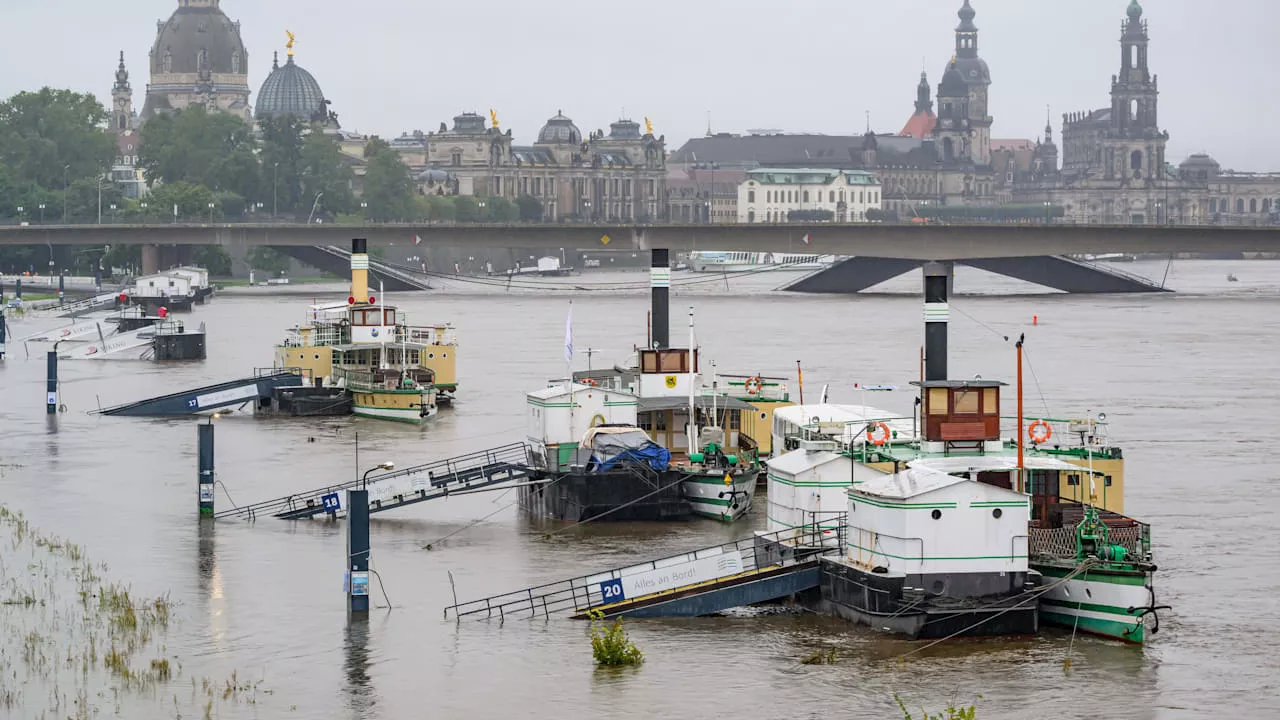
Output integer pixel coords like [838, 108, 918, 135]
[895, 694, 981, 720]
[587, 610, 644, 667]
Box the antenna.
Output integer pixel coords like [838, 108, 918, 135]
[865, 110, 871, 134]
[706, 110, 712, 137]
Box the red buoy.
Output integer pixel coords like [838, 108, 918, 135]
[347, 296, 355, 305]
[118, 292, 128, 303]
[158, 306, 168, 318]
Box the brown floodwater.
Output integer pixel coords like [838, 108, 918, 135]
[0, 259, 1277, 719]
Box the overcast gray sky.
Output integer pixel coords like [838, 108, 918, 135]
[4, 0, 1277, 170]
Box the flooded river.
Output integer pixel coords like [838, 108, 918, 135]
[1, 260, 1277, 719]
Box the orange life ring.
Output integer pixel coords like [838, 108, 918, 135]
[868, 422, 891, 446]
[744, 376, 763, 395]
[1028, 420, 1052, 444]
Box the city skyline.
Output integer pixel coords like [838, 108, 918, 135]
[3, 0, 1278, 170]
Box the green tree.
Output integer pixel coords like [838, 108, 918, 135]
[515, 194, 543, 222]
[247, 246, 291, 277]
[259, 114, 306, 214]
[486, 196, 519, 222]
[361, 141, 414, 222]
[139, 107, 260, 198]
[453, 196, 482, 223]
[300, 129, 355, 217]
[0, 88, 115, 190]
[190, 246, 232, 276]
[142, 181, 217, 222]
[425, 195, 456, 222]
[64, 177, 127, 223]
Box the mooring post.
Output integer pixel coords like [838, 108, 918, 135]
[15, 277, 21, 300]
[46, 351, 57, 414]
[58, 272, 65, 304]
[347, 487, 371, 614]
[198, 421, 215, 516]
[0, 310, 7, 360]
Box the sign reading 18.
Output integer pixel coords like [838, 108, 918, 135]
[599, 578, 625, 603]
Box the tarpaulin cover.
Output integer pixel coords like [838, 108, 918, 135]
[586, 428, 671, 472]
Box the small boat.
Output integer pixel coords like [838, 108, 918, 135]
[1227, 273, 1239, 282]
[689, 250, 840, 273]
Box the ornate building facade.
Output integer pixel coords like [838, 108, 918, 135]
[140, 0, 251, 122]
[1015, 1, 1280, 225]
[419, 111, 667, 221]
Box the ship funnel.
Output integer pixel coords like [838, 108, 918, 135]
[350, 238, 369, 304]
[922, 262, 951, 382]
[650, 248, 670, 348]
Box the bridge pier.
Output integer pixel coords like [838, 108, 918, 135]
[141, 245, 159, 275]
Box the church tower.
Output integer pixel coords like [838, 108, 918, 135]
[933, 1, 993, 167]
[111, 52, 133, 132]
[1107, 0, 1167, 183]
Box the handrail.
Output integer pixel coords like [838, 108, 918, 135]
[444, 516, 847, 620]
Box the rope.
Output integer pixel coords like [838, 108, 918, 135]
[216, 480, 240, 510]
[1021, 347, 1053, 417]
[948, 302, 1010, 342]
[421, 471, 574, 550]
[370, 567, 393, 610]
[892, 559, 1098, 661]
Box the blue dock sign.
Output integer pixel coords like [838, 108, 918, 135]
[322, 493, 341, 513]
[600, 578, 625, 603]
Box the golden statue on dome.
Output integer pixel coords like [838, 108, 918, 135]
[286, 30, 296, 56]
[644, 117, 654, 135]
[490, 109, 499, 129]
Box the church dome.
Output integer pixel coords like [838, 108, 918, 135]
[150, 0, 248, 77]
[537, 111, 581, 144]
[939, 62, 968, 97]
[951, 55, 991, 85]
[255, 52, 326, 120]
[1127, 0, 1144, 20]
[609, 119, 641, 140]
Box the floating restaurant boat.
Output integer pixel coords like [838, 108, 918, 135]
[764, 262, 1163, 643]
[274, 239, 445, 424]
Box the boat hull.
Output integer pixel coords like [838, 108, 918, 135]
[350, 389, 438, 425]
[680, 469, 758, 522]
[1034, 563, 1153, 644]
[518, 468, 690, 522]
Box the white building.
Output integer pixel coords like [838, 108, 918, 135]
[737, 168, 882, 224]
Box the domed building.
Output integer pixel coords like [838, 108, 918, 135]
[141, 0, 251, 121]
[536, 111, 582, 145]
[255, 49, 335, 126]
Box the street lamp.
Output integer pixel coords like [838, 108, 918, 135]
[16, 206, 23, 223]
[361, 461, 395, 490]
[62, 164, 70, 223]
[109, 203, 117, 223]
[207, 202, 216, 224]
[272, 162, 279, 219]
[1043, 200, 1052, 225]
[38, 203, 46, 224]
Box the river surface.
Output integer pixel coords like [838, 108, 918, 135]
[1, 259, 1277, 719]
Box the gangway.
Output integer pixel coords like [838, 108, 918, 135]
[443, 520, 846, 621]
[56, 322, 157, 359]
[276, 245, 433, 291]
[213, 442, 535, 521]
[92, 369, 303, 416]
[54, 291, 123, 318]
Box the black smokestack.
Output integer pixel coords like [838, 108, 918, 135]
[923, 262, 949, 382]
[651, 249, 670, 348]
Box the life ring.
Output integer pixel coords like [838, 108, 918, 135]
[589, 413, 606, 428]
[744, 376, 763, 395]
[867, 422, 891, 446]
[1028, 420, 1052, 444]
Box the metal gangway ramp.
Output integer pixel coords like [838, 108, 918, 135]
[92, 369, 304, 416]
[214, 442, 535, 521]
[443, 520, 847, 622]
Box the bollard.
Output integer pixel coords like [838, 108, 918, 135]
[46, 351, 57, 414]
[198, 422, 215, 516]
[1033, 315, 1039, 326]
[58, 273, 65, 304]
[346, 488, 371, 614]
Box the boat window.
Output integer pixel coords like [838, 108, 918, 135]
[729, 410, 741, 431]
[954, 389, 979, 414]
[638, 413, 653, 431]
[640, 351, 659, 373]
[928, 388, 948, 414]
[384, 309, 396, 325]
[982, 388, 998, 415]
[655, 412, 667, 430]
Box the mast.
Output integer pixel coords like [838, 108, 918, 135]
[1016, 333, 1025, 494]
[687, 307, 696, 455]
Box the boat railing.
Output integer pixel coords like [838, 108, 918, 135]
[400, 325, 456, 346]
[1028, 516, 1151, 563]
[281, 323, 345, 348]
[333, 366, 429, 392]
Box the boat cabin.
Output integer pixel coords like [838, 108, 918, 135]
[636, 395, 756, 457]
[527, 383, 639, 471]
[635, 347, 699, 397]
[911, 379, 1005, 454]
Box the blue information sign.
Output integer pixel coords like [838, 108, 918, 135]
[599, 578, 625, 603]
[322, 493, 341, 513]
[350, 571, 370, 597]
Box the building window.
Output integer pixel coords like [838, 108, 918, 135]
[748, 210, 755, 223]
[1250, 198, 1258, 213]
[748, 190, 755, 203]
[802, 191, 809, 203]
[534, 177, 542, 196]
[232, 51, 241, 74]
[829, 191, 835, 203]
[1264, 199, 1272, 212]
[1237, 198, 1245, 213]
[1219, 199, 1228, 212]
[451, 151, 462, 167]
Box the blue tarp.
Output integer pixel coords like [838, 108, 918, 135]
[591, 444, 671, 473]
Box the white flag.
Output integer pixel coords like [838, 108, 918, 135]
[564, 302, 573, 365]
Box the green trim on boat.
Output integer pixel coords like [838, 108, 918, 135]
[767, 473, 850, 488]
[1040, 610, 1143, 643]
[1040, 598, 1140, 617]
[1034, 564, 1148, 585]
[970, 501, 1029, 508]
[850, 496, 958, 510]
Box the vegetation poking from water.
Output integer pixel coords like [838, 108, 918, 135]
[800, 647, 840, 665]
[587, 610, 644, 667]
[0, 504, 274, 716]
[895, 694, 980, 720]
